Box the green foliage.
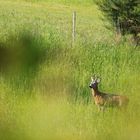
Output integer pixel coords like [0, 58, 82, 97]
[97, 0, 140, 45]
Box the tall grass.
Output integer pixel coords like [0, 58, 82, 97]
[0, 0, 140, 140]
[0, 30, 139, 139]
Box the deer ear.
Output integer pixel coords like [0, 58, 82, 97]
[93, 74, 96, 80]
[96, 78, 101, 83]
[91, 76, 94, 81]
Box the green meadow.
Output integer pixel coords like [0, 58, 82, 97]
[0, 0, 140, 140]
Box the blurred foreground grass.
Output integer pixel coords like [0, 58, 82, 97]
[0, 94, 140, 140]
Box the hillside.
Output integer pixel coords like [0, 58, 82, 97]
[0, 0, 140, 140]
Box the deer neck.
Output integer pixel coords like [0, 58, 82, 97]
[91, 88, 99, 97]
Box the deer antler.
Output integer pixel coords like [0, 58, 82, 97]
[96, 75, 101, 83]
[91, 76, 94, 81]
[91, 74, 97, 81]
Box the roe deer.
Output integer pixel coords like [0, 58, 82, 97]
[89, 76, 129, 111]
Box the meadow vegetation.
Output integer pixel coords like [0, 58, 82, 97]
[0, 0, 140, 140]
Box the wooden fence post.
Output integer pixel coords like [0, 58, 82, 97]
[117, 18, 121, 35]
[115, 18, 121, 43]
[72, 11, 76, 46]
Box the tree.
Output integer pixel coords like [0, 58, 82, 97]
[96, 0, 140, 45]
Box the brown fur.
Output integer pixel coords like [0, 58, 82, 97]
[92, 90, 129, 108]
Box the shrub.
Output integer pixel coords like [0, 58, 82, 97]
[96, 0, 140, 45]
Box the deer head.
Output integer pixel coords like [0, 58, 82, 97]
[89, 75, 100, 90]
